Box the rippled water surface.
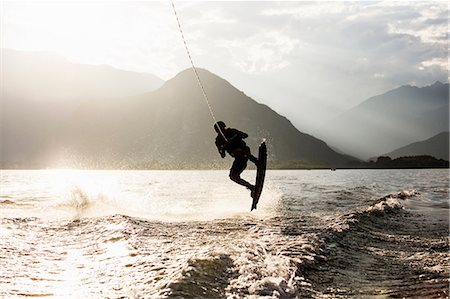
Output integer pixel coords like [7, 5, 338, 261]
[1, 169, 449, 298]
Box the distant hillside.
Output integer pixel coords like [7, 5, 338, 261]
[366, 156, 449, 169]
[382, 132, 449, 161]
[1, 67, 357, 168]
[1, 49, 164, 163]
[3, 48, 164, 101]
[318, 82, 449, 159]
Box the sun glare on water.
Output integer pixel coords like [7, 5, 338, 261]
[0, 169, 280, 221]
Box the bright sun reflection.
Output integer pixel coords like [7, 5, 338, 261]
[102, 240, 131, 260]
[57, 248, 91, 298]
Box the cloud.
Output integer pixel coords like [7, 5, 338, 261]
[386, 3, 448, 45]
[421, 57, 448, 68]
[261, 2, 349, 19]
[279, 1, 449, 86]
[216, 31, 300, 74]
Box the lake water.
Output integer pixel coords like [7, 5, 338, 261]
[0, 169, 448, 298]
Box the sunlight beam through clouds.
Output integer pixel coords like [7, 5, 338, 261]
[3, 1, 187, 79]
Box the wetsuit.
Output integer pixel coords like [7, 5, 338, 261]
[215, 128, 258, 190]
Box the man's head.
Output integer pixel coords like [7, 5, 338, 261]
[214, 121, 226, 133]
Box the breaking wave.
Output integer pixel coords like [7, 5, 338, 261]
[297, 190, 449, 298]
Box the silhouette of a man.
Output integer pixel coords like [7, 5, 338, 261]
[214, 121, 258, 193]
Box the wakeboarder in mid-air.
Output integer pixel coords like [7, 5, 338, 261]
[214, 121, 259, 194]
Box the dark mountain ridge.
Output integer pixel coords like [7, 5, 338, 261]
[381, 132, 449, 161]
[1, 67, 356, 168]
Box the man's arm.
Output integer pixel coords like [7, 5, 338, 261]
[215, 137, 226, 158]
[228, 129, 248, 140]
[218, 147, 226, 158]
[238, 130, 248, 139]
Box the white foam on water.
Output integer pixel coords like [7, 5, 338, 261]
[159, 229, 302, 298]
[0, 169, 282, 221]
[221, 229, 304, 298]
[367, 197, 403, 213]
[397, 189, 420, 198]
[366, 189, 420, 214]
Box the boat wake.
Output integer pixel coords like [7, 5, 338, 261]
[297, 190, 449, 298]
[0, 181, 448, 298]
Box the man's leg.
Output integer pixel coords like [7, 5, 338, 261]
[244, 146, 259, 166]
[229, 157, 254, 191]
[248, 154, 258, 166]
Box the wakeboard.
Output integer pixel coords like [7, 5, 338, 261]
[251, 141, 267, 211]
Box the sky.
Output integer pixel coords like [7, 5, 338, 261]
[2, 0, 449, 134]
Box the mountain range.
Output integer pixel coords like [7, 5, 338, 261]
[381, 132, 449, 161]
[318, 81, 449, 160]
[1, 49, 163, 165]
[3, 49, 163, 101]
[1, 49, 448, 168]
[46, 69, 358, 167]
[1, 50, 356, 168]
